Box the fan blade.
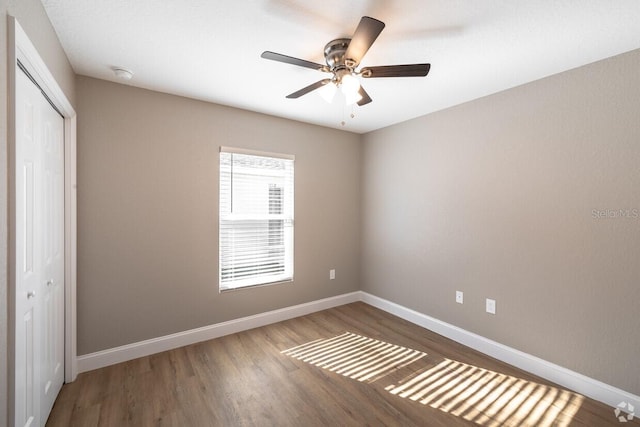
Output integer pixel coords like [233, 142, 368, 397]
[344, 16, 385, 66]
[286, 79, 332, 99]
[261, 51, 326, 71]
[361, 64, 431, 78]
[357, 86, 372, 106]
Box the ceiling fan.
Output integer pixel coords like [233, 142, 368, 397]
[261, 16, 431, 106]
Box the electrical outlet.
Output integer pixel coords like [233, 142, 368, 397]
[456, 291, 464, 304]
[486, 298, 496, 315]
[329, 269, 335, 280]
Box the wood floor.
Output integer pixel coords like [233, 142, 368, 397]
[46, 302, 637, 426]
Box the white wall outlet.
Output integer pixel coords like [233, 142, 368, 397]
[456, 291, 464, 304]
[486, 298, 496, 315]
[329, 269, 335, 280]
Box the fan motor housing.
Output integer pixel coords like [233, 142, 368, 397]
[324, 38, 351, 70]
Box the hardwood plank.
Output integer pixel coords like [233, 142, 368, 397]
[47, 302, 638, 426]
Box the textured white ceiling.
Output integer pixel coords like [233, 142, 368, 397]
[42, 0, 640, 134]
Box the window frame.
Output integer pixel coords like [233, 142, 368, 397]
[218, 146, 295, 292]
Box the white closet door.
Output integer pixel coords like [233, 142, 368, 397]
[39, 79, 65, 420]
[15, 67, 65, 427]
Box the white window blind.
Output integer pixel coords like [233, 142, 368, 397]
[219, 147, 294, 291]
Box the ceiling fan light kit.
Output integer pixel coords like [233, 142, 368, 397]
[261, 16, 431, 108]
[317, 81, 337, 103]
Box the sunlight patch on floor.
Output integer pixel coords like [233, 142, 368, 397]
[385, 358, 584, 427]
[281, 332, 427, 383]
[283, 333, 585, 426]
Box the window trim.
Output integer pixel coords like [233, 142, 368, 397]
[220, 146, 295, 161]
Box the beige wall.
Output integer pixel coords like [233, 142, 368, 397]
[1, 0, 76, 423]
[75, 76, 361, 355]
[361, 49, 640, 395]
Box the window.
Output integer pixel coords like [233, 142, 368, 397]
[219, 147, 294, 291]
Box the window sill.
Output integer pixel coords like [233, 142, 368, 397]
[219, 278, 294, 293]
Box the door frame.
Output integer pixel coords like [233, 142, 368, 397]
[7, 15, 77, 423]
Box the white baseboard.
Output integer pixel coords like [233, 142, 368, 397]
[360, 291, 640, 412]
[77, 289, 639, 414]
[77, 291, 360, 373]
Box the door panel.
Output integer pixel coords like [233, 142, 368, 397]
[16, 70, 42, 427]
[40, 86, 65, 419]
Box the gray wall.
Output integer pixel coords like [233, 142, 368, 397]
[1, 1, 76, 423]
[75, 76, 361, 355]
[361, 49, 640, 395]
